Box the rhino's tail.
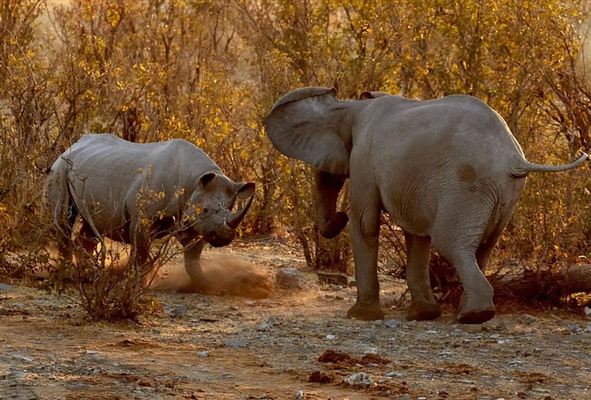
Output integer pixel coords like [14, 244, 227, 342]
[510, 152, 588, 178]
[45, 156, 75, 234]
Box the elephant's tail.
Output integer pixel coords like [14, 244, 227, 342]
[510, 152, 588, 178]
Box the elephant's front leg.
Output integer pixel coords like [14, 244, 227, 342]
[346, 190, 384, 321]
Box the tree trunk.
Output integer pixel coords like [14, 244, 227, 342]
[490, 264, 591, 302]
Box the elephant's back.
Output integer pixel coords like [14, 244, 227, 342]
[370, 96, 524, 236]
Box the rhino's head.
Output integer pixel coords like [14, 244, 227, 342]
[188, 171, 255, 247]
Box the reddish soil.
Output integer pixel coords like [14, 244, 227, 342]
[1, 243, 590, 399]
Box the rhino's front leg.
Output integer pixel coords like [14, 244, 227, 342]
[182, 238, 208, 291]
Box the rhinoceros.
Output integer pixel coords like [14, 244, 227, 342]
[46, 133, 255, 286]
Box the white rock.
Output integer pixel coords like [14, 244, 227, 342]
[384, 319, 400, 329]
[344, 372, 372, 387]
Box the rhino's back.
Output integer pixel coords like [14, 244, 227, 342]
[61, 134, 219, 234]
[67, 134, 217, 175]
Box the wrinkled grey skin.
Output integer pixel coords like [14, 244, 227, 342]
[46, 134, 255, 287]
[265, 87, 588, 324]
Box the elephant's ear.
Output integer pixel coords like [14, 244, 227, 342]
[264, 87, 350, 176]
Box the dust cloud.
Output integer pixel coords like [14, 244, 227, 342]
[152, 255, 273, 299]
[38, 241, 273, 299]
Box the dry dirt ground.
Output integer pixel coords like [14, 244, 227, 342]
[1, 242, 591, 400]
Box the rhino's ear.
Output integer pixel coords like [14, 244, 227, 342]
[237, 182, 255, 199]
[264, 87, 350, 176]
[359, 91, 374, 100]
[199, 172, 217, 189]
[359, 91, 391, 100]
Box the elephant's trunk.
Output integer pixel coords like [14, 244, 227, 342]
[314, 169, 349, 239]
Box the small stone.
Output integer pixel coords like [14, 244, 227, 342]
[521, 314, 537, 324]
[259, 299, 277, 307]
[245, 300, 257, 306]
[257, 316, 276, 331]
[385, 371, 405, 378]
[325, 334, 336, 340]
[584, 306, 591, 316]
[586, 323, 591, 333]
[367, 362, 379, 368]
[164, 305, 188, 317]
[567, 324, 582, 333]
[92, 368, 101, 375]
[56, 333, 65, 340]
[0, 283, 12, 290]
[368, 333, 378, 343]
[425, 330, 438, 334]
[10, 371, 27, 379]
[384, 319, 401, 329]
[13, 355, 33, 363]
[344, 372, 372, 388]
[295, 390, 304, 400]
[275, 268, 303, 289]
[457, 379, 474, 384]
[198, 351, 208, 358]
[85, 350, 102, 361]
[225, 339, 247, 349]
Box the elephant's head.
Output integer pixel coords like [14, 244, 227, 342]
[188, 172, 255, 247]
[265, 87, 361, 238]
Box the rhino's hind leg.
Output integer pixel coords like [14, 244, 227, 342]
[51, 204, 79, 282]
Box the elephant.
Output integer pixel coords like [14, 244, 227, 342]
[265, 87, 588, 324]
[46, 133, 255, 288]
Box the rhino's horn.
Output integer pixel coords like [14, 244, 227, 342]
[226, 194, 254, 229]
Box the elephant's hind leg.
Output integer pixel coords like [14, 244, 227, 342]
[431, 212, 495, 324]
[404, 232, 442, 321]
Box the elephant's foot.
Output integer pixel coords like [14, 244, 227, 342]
[406, 301, 442, 321]
[457, 308, 496, 324]
[457, 294, 496, 324]
[347, 301, 384, 321]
